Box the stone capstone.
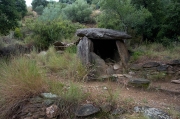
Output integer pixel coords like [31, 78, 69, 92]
[75, 104, 100, 117]
[76, 28, 132, 40]
[134, 106, 172, 119]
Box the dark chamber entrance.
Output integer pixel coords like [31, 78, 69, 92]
[91, 39, 120, 62]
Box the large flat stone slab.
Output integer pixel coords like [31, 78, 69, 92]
[76, 28, 132, 40]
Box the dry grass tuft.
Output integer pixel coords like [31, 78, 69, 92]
[0, 56, 48, 117]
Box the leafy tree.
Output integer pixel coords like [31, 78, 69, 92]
[39, 3, 66, 21]
[59, 0, 76, 4]
[63, 0, 93, 23]
[16, 0, 27, 18]
[0, 0, 27, 34]
[97, 0, 151, 33]
[31, 0, 49, 10]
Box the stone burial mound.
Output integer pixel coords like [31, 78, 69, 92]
[76, 28, 132, 79]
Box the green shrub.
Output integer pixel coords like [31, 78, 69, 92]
[63, 0, 93, 23]
[26, 18, 83, 49]
[14, 28, 23, 39]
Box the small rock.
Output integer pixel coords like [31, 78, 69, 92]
[103, 87, 108, 90]
[41, 93, 58, 99]
[157, 65, 169, 71]
[46, 104, 59, 118]
[128, 78, 150, 88]
[75, 104, 100, 117]
[123, 74, 132, 78]
[113, 64, 121, 70]
[112, 74, 124, 77]
[171, 80, 180, 84]
[142, 62, 160, 68]
[134, 106, 172, 119]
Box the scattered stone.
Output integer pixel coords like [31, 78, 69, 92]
[111, 107, 126, 115]
[168, 60, 180, 66]
[134, 106, 172, 119]
[171, 80, 180, 84]
[46, 104, 59, 118]
[40, 93, 58, 99]
[123, 74, 132, 78]
[75, 104, 100, 117]
[112, 74, 124, 77]
[157, 65, 169, 71]
[76, 28, 132, 40]
[142, 62, 160, 68]
[113, 64, 121, 70]
[128, 78, 150, 88]
[101, 104, 112, 113]
[103, 87, 108, 90]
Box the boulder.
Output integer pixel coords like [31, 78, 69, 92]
[142, 62, 160, 68]
[134, 106, 172, 119]
[75, 104, 100, 117]
[128, 78, 150, 88]
[76, 28, 132, 40]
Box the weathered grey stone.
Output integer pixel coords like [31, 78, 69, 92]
[75, 104, 100, 117]
[171, 80, 180, 84]
[90, 52, 107, 75]
[142, 62, 160, 68]
[134, 106, 172, 119]
[128, 78, 150, 88]
[113, 63, 121, 70]
[77, 37, 92, 65]
[76, 28, 132, 40]
[41, 93, 58, 99]
[157, 65, 169, 71]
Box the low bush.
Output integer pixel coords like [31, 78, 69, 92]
[26, 18, 83, 49]
[63, 0, 93, 23]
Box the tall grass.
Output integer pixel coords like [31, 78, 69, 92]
[45, 46, 88, 81]
[0, 56, 48, 117]
[130, 43, 180, 63]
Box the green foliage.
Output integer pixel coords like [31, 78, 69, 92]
[97, 0, 151, 33]
[16, 0, 27, 18]
[63, 0, 93, 23]
[26, 18, 83, 48]
[131, 0, 180, 43]
[0, 0, 26, 34]
[34, 5, 44, 15]
[31, 0, 49, 10]
[59, 0, 76, 4]
[14, 28, 23, 39]
[39, 3, 66, 21]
